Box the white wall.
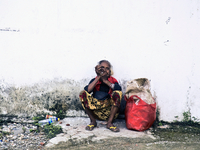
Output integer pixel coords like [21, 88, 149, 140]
[0, 0, 200, 121]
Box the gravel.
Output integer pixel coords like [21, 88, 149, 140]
[0, 119, 49, 150]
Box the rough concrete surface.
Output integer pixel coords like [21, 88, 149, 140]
[44, 117, 200, 150]
[45, 117, 155, 149]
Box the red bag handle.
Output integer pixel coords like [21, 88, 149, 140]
[125, 95, 156, 104]
[124, 95, 142, 103]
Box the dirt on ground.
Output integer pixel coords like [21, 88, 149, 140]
[45, 121, 200, 150]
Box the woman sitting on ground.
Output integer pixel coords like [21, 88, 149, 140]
[79, 60, 122, 132]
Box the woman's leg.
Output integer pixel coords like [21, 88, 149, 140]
[107, 106, 119, 126]
[79, 91, 97, 130]
[85, 107, 97, 126]
[107, 91, 122, 131]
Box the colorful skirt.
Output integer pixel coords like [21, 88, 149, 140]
[79, 90, 122, 121]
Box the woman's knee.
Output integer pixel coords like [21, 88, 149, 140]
[79, 90, 86, 96]
[79, 90, 90, 108]
[112, 91, 122, 100]
[111, 91, 122, 108]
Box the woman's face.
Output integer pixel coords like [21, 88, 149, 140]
[100, 62, 110, 77]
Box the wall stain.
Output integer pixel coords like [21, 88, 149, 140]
[164, 40, 170, 46]
[166, 17, 171, 24]
[0, 78, 88, 117]
[0, 78, 153, 118]
[0, 27, 20, 32]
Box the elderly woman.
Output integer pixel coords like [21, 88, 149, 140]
[79, 60, 122, 132]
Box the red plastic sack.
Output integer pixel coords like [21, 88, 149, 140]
[125, 95, 156, 131]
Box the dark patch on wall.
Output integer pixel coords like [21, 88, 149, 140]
[166, 17, 171, 24]
[0, 78, 154, 118]
[0, 78, 87, 117]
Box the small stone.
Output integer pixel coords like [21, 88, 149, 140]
[59, 122, 62, 124]
[2, 127, 11, 133]
[7, 134, 13, 138]
[3, 137, 7, 141]
[40, 142, 45, 146]
[18, 137, 22, 140]
[39, 132, 45, 135]
[11, 135, 16, 140]
[66, 124, 70, 126]
[2, 146, 8, 149]
[32, 126, 37, 130]
[2, 125, 7, 128]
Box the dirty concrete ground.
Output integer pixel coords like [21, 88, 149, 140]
[44, 117, 200, 150]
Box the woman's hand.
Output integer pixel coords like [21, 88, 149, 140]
[95, 65, 101, 76]
[95, 65, 107, 77]
[100, 72, 108, 82]
[94, 64, 113, 89]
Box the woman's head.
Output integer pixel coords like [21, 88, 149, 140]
[98, 60, 113, 76]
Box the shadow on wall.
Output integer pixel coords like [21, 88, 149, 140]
[0, 78, 155, 119]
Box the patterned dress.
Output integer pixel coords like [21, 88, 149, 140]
[79, 76, 122, 120]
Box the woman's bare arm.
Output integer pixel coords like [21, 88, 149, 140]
[101, 78, 114, 89]
[87, 76, 101, 93]
[87, 65, 102, 93]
